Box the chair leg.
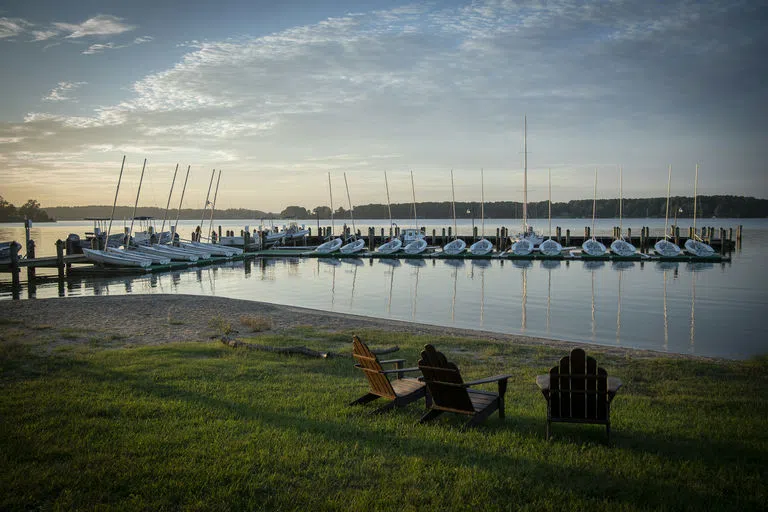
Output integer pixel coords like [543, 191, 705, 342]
[497, 396, 505, 419]
[371, 401, 397, 415]
[606, 423, 611, 443]
[349, 393, 379, 406]
[419, 409, 444, 424]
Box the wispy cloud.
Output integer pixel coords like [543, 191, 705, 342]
[42, 81, 88, 102]
[82, 35, 152, 54]
[0, 17, 30, 38]
[54, 14, 135, 39]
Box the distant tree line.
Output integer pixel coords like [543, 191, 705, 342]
[22, 195, 768, 222]
[0, 196, 54, 222]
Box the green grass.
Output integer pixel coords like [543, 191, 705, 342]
[1, 330, 766, 511]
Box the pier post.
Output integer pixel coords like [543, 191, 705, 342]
[448, 226, 452, 239]
[25, 238, 36, 281]
[556, 226, 561, 243]
[565, 229, 570, 247]
[473, 226, 478, 240]
[381, 228, 385, 239]
[432, 229, 436, 246]
[640, 229, 645, 252]
[56, 240, 65, 279]
[674, 226, 679, 245]
[689, 226, 694, 239]
[627, 227, 632, 241]
[9, 241, 21, 292]
[368, 227, 374, 250]
[585, 226, 590, 239]
[395, 226, 400, 238]
[737, 225, 743, 241]
[496, 228, 500, 249]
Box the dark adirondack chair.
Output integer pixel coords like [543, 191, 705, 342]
[350, 335, 426, 414]
[417, 344, 511, 430]
[536, 348, 623, 441]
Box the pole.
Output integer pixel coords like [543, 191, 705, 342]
[343, 172, 356, 238]
[173, 165, 191, 242]
[664, 164, 672, 239]
[523, 115, 528, 233]
[548, 168, 552, 238]
[127, 158, 147, 246]
[207, 170, 221, 241]
[591, 168, 597, 240]
[105, 155, 126, 246]
[619, 165, 623, 237]
[450, 169, 457, 239]
[159, 163, 179, 242]
[200, 168, 215, 230]
[693, 163, 699, 237]
[328, 172, 335, 237]
[481, 168, 485, 238]
[384, 171, 393, 236]
[410, 170, 418, 231]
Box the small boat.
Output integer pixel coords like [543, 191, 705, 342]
[508, 238, 533, 256]
[340, 238, 366, 255]
[264, 222, 310, 242]
[182, 241, 241, 257]
[610, 239, 637, 257]
[404, 239, 428, 255]
[376, 238, 402, 254]
[655, 238, 682, 257]
[469, 238, 493, 256]
[684, 164, 715, 257]
[315, 238, 343, 254]
[83, 248, 151, 268]
[108, 247, 171, 265]
[443, 238, 467, 256]
[135, 244, 199, 262]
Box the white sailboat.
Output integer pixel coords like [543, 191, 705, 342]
[539, 168, 563, 257]
[469, 169, 493, 256]
[684, 164, 715, 257]
[581, 168, 607, 257]
[403, 171, 428, 255]
[654, 165, 682, 257]
[442, 169, 467, 255]
[315, 172, 343, 254]
[339, 172, 366, 255]
[82, 247, 151, 268]
[376, 171, 403, 254]
[511, 115, 544, 247]
[610, 165, 638, 257]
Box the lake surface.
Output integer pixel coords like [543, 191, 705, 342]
[2, 218, 766, 360]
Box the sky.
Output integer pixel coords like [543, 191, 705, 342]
[0, 0, 766, 213]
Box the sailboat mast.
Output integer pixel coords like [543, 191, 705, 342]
[410, 170, 417, 231]
[105, 155, 126, 245]
[619, 165, 623, 237]
[207, 170, 221, 241]
[451, 169, 457, 239]
[173, 165, 191, 241]
[127, 158, 148, 245]
[343, 172, 356, 238]
[159, 163, 179, 241]
[328, 172, 335, 236]
[664, 164, 672, 238]
[548, 168, 552, 238]
[384, 171, 393, 234]
[481, 168, 485, 237]
[523, 115, 528, 232]
[591, 168, 598, 239]
[200, 168, 215, 229]
[693, 163, 699, 235]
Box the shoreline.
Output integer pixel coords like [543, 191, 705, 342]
[0, 294, 721, 361]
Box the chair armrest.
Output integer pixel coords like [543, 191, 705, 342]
[607, 377, 623, 400]
[380, 367, 420, 375]
[464, 374, 512, 386]
[379, 359, 406, 366]
[535, 374, 550, 391]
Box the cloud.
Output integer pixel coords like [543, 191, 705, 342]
[82, 35, 152, 54]
[1, 0, 766, 209]
[54, 14, 135, 39]
[0, 17, 30, 38]
[30, 29, 59, 41]
[42, 82, 88, 102]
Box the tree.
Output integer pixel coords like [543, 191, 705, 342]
[312, 206, 332, 219]
[280, 205, 310, 219]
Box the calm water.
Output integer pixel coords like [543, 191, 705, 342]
[2, 218, 766, 359]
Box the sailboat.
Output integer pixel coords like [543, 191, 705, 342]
[684, 164, 715, 257]
[403, 171, 428, 255]
[610, 166, 638, 257]
[339, 172, 366, 254]
[654, 165, 682, 257]
[442, 169, 467, 255]
[512, 115, 544, 247]
[315, 172, 343, 254]
[539, 168, 563, 257]
[375, 171, 403, 254]
[581, 168, 607, 257]
[469, 169, 493, 256]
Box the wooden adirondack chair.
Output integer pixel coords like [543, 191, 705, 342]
[536, 348, 623, 441]
[417, 344, 511, 430]
[350, 335, 426, 414]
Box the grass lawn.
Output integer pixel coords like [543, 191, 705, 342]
[1, 326, 767, 510]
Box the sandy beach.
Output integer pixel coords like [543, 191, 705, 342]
[0, 294, 706, 360]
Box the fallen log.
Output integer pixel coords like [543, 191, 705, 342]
[220, 336, 399, 359]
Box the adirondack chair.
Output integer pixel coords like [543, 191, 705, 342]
[350, 335, 426, 414]
[417, 344, 511, 430]
[535, 348, 623, 441]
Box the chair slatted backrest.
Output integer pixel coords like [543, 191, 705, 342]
[352, 336, 396, 399]
[418, 344, 474, 413]
[549, 348, 608, 421]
